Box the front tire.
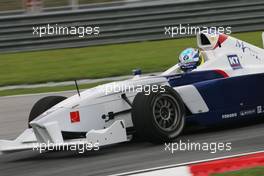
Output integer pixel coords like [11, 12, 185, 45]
[28, 96, 67, 127]
[131, 86, 185, 143]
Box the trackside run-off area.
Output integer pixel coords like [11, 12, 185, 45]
[0, 31, 262, 86]
[0, 31, 263, 97]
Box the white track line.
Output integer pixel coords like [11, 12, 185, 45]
[0, 90, 77, 99]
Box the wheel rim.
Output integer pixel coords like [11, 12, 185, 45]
[152, 94, 181, 132]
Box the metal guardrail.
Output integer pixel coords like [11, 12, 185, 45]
[0, 0, 263, 53]
[0, 0, 123, 11]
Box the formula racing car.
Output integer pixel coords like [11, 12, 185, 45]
[1, 31, 264, 154]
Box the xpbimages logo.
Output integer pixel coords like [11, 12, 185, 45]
[102, 83, 166, 95]
[164, 140, 232, 154]
[32, 141, 100, 154]
[32, 24, 100, 38]
[164, 24, 232, 37]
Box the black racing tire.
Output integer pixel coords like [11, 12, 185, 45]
[131, 86, 185, 143]
[28, 96, 67, 128]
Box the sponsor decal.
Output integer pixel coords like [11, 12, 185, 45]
[257, 106, 264, 114]
[227, 54, 242, 70]
[222, 113, 237, 119]
[240, 109, 256, 117]
[235, 40, 262, 60]
[70, 111, 80, 123]
[168, 75, 182, 81]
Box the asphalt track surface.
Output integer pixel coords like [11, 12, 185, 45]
[0, 92, 263, 176]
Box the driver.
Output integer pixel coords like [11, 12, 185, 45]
[179, 48, 204, 72]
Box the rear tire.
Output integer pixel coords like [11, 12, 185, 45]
[28, 96, 67, 128]
[131, 86, 185, 143]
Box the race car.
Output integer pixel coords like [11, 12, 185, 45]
[1, 31, 264, 154]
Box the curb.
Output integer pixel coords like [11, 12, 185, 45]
[126, 152, 264, 176]
[190, 152, 264, 176]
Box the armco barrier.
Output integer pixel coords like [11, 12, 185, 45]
[0, 0, 263, 53]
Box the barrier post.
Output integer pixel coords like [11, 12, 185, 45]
[70, 0, 79, 10]
[25, 0, 42, 13]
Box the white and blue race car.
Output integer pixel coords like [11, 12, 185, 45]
[1, 31, 264, 153]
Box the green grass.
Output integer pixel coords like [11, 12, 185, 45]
[0, 31, 262, 87]
[0, 81, 109, 97]
[212, 166, 264, 176]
